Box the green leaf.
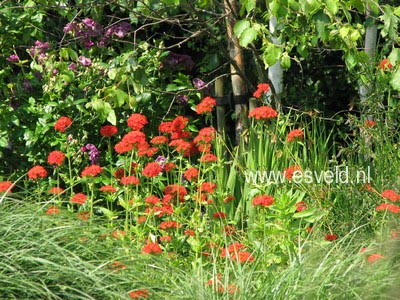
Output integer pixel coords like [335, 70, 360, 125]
[281, 52, 291, 69]
[245, 0, 256, 13]
[114, 89, 129, 107]
[390, 70, 400, 91]
[262, 43, 281, 67]
[233, 20, 250, 38]
[67, 48, 78, 62]
[60, 48, 69, 60]
[107, 109, 117, 125]
[388, 48, 400, 65]
[239, 27, 258, 47]
[326, 0, 338, 15]
[293, 208, 317, 219]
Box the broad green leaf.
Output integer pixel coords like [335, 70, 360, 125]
[390, 69, 400, 91]
[388, 48, 400, 65]
[114, 89, 129, 107]
[262, 43, 281, 67]
[245, 0, 256, 13]
[67, 48, 78, 61]
[281, 52, 291, 69]
[233, 20, 250, 38]
[59, 48, 69, 60]
[107, 68, 118, 80]
[107, 109, 117, 125]
[326, 0, 338, 15]
[239, 27, 258, 47]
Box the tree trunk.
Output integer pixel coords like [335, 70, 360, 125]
[268, 15, 283, 111]
[224, 0, 248, 145]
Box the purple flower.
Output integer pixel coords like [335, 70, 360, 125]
[35, 40, 49, 51]
[6, 54, 19, 63]
[68, 63, 77, 71]
[80, 146, 87, 152]
[82, 39, 94, 49]
[155, 155, 166, 168]
[85, 144, 99, 165]
[192, 78, 206, 90]
[52, 69, 58, 76]
[107, 22, 131, 38]
[177, 94, 188, 105]
[78, 56, 92, 66]
[164, 52, 195, 71]
[82, 18, 97, 30]
[63, 22, 78, 34]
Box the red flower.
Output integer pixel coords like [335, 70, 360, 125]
[159, 221, 180, 230]
[184, 229, 195, 236]
[295, 201, 307, 212]
[77, 211, 90, 220]
[365, 120, 376, 128]
[70, 193, 87, 205]
[114, 140, 133, 154]
[142, 162, 162, 178]
[144, 195, 160, 206]
[194, 127, 216, 145]
[223, 195, 235, 203]
[54, 116, 72, 132]
[199, 182, 217, 194]
[121, 131, 147, 146]
[0, 181, 14, 193]
[253, 83, 270, 98]
[213, 211, 227, 219]
[380, 58, 392, 70]
[120, 176, 140, 185]
[367, 253, 383, 263]
[81, 165, 103, 177]
[170, 130, 191, 140]
[160, 235, 172, 242]
[127, 113, 148, 131]
[287, 129, 304, 142]
[111, 230, 126, 239]
[172, 116, 189, 131]
[223, 225, 235, 236]
[248, 106, 278, 120]
[150, 135, 169, 145]
[200, 153, 217, 163]
[27, 165, 48, 180]
[129, 289, 149, 299]
[169, 139, 192, 154]
[285, 165, 301, 180]
[45, 206, 60, 215]
[184, 167, 199, 182]
[196, 96, 216, 114]
[142, 242, 162, 254]
[164, 162, 176, 172]
[114, 168, 125, 179]
[99, 185, 117, 193]
[325, 234, 338, 241]
[376, 203, 400, 213]
[158, 121, 174, 133]
[100, 125, 118, 137]
[252, 195, 274, 207]
[108, 261, 127, 271]
[47, 150, 65, 166]
[48, 187, 64, 195]
[164, 184, 187, 202]
[231, 251, 254, 263]
[381, 189, 400, 202]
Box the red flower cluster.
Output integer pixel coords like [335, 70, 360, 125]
[184, 229, 195, 236]
[150, 135, 169, 145]
[164, 184, 187, 202]
[368, 253, 383, 263]
[184, 167, 199, 182]
[220, 242, 245, 258]
[48, 187, 64, 194]
[253, 83, 270, 98]
[142, 242, 162, 254]
[252, 195, 274, 207]
[81, 164, 103, 177]
[380, 58, 392, 70]
[142, 162, 162, 177]
[248, 106, 278, 120]
[223, 195, 235, 203]
[114, 131, 148, 154]
[325, 234, 338, 241]
[376, 203, 400, 213]
[285, 165, 301, 180]
[199, 182, 217, 193]
[144, 195, 160, 206]
[129, 289, 149, 299]
[159, 221, 180, 230]
[120, 176, 140, 185]
[47, 150, 65, 166]
[287, 129, 304, 142]
[194, 127, 216, 145]
[295, 201, 307, 212]
[365, 120, 376, 128]
[213, 211, 227, 219]
[100, 125, 118, 137]
[99, 185, 117, 193]
[381, 189, 400, 202]
[231, 251, 254, 263]
[0, 181, 14, 193]
[196, 96, 216, 114]
[54, 116, 72, 132]
[45, 206, 60, 215]
[127, 113, 148, 131]
[200, 153, 217, 163]
[27, 165, 48, 180]
[111, 230, 126, 239]
[70, 193, 87, 205]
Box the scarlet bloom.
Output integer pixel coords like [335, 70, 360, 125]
[231, 251, 254, 263]
[285, 165, 301, 180]
[114, 140, 133, 154]
[0, 181, 14, 193]
[120, 176, 140, 185]
[142, 162, 162, 178]
[184, 229, 195, 236]
[169, 139, 192, 154]
[252, 195, 274, 207]
[325, 234, 338, 241]
[376, 203, 400, 213]
[253, 83, 270, 98]
[27, 165, 48, 180]
[295, 201, 307, 212]
[164, 184, 187, 202]
[381, 189, 400, 202]
[77, 211, 90, 220]
[45, 206, 60, 215]
[100, 125, 118, 137]
[150, 135, 169, 145]
[160, 235, 172, 242]
[194, 127, 216, 145]
[164, 162, 176, 172]
[144, 195, 160, 206]
[213, 211, 227, 219]
[142, 242, 162, 254]
[287, 129, 304, 142]
[127, 113, 148, 131]
[47, 150, 65, 166]
[114, 168, 125, 179]
[129, 289, 149, 299]
[54, 116, 72, 132]
[248, 106, 278, 120]
[81, 165, 103, 177]
[172, 116, 189, 131]
[199, 182, 217, 194]
[99, 185, 117, 193]
[365, 120, 376, 128]
[48, 187, 64, 194]
[159, 221, 180, 230]
[158, 121, 174, 133]
[121, 131, 147, 146]
[111, 230, 126, 239]
[380, 58, 392, 70]
[368, 253, 383, 263]
[196, 96, 216, 114]
[223, 195, 235, 203]
[109, 261, 127, 271]
[70, 193, 87, 205]
[184, 167, 199, 182]
[200, 153, 217, 163]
